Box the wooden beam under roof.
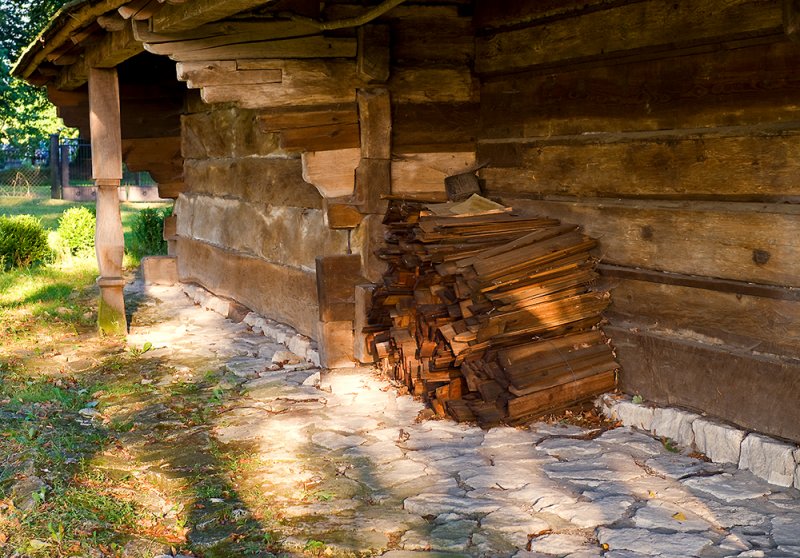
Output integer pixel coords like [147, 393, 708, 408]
[56, 23, 144, 89]
[150, 0, 277, 33]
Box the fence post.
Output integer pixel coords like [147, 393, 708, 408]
[49, 134, 59, 199]
[59, 144, 70, 199]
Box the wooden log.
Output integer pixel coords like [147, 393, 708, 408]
[475, 0, 784, 75]
[257, 105, 358, 132]
[608, 326, 800, 444]
[480, 41, 800, 142]
[602, 273, 800, 357]
[316, 255, 364, 322]
[480, 133, 800, 202]
[197, 60, 363, 109]
[151, 0, 287, 33]
[508, 198, 800, 288]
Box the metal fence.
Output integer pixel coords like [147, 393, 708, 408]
[0, 137, 155, 198]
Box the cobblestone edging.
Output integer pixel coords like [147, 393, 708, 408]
[180, 283, 321, 367]
[599, 394, 800, 490]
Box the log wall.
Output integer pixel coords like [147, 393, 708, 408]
[176, 101, 349, 338]
[474, 0, 800, 442]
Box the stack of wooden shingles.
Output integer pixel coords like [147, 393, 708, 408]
[365, 198, 619, 425]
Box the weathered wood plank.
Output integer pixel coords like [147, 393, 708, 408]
[507, 198, 800, 287]
[316, 255, 364, 322]
[156, 36, 357, 62]
[391, 152, 476, 196]
[393, 102, 479, 153]
[390, 5, 474, 64]
[389, 67, 478, 103]
[475, 0, 784, 75]
[151, 0, 278, 33]
[479, 132, 800, 201]
[57, 24, 143, 89]
[358, 88, 391, 159]
[301, 149, 360, 198]
[608, 327, 800, 443]
[177, 237, 318, 338]
[198, 60, 362, 109]
[474, 0, 621, 30]
[603, 275, 800, 357]
[281, 123, 360, 152]
[357, 24, 390, 83]
[176, 61, 282, 87]
[134, 19, 320, 45]
[257, 105, 358, 132]
[480, 41, 800, 139]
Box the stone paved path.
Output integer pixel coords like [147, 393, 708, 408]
[118, 284, 800, 558]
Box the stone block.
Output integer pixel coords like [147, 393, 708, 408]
[141, 256, 178, 286]
[610, 399, 654, 431]
[692, 418, 745, 464]
[317, 320, 356, 369]
[739, 434, 797, 487]
[650, 407, 699, 449]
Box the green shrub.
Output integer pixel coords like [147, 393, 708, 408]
[129, 207, 171, 259]
[0, 214, 51, 270]
[58, 206, 96, 257]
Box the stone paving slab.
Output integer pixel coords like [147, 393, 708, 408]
[127, 285, 800, 557]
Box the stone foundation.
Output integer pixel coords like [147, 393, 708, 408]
[600, 394, 800, 489]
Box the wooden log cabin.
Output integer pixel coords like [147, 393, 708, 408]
[14, 0, 800, 442]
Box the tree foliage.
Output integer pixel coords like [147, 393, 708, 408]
[0, 0, 72, 156]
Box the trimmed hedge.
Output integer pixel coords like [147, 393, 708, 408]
[129, 207, 171, 259]
[58, 206, 96, 256]
[0, 214, 51, 270]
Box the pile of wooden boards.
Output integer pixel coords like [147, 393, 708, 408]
[364, 198, 619, 425]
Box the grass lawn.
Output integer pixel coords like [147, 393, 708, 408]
[0, 197, 172, 240]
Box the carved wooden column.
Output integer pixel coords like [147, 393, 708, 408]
[88, 67, 126, 335]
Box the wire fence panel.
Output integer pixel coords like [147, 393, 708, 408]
[0, 138, 156, 198]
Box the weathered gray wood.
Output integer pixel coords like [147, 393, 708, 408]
[197, 60, 362, 109]
[281, 123, 360, 152]
[480, 41, 800, 139]
[507, 198, 800, 287]
[389, 67, 478, 103]
[393, 102, 479, 153]
[177, 237, 319, 338]
[133, 19, 320, 45]
[603, 275, 800, 357]
[480, 132, 800, 202]
[155, 36, 357, 62]
[176, 61, 282, 87]
[608, 326, 800, 444]
[476, 0, 784, 75]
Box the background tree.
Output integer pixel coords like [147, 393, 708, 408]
[0, 0, 73, 157]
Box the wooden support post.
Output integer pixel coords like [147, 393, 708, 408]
[88, 67, 126, 336]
